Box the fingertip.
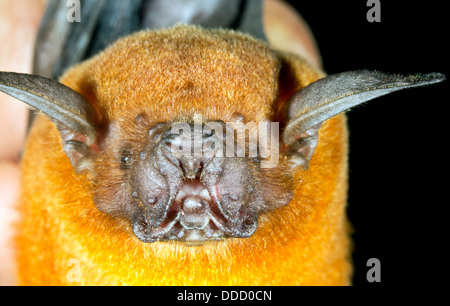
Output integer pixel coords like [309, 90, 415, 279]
[263, 0, 322, 69]
[0, 161, 20, 286]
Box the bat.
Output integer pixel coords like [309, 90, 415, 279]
[0, 1, 445, 285]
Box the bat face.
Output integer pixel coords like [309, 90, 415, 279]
[0, 25, 444, 246]
[57, 27, 295, 243]
[93, 117, 293, 243]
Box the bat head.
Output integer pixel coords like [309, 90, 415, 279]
[99, 118, 292, 242]
[75, 26, 294, 242]
[0, 25, 444, 243]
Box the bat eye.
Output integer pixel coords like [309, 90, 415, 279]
[120, 150, 132, 169]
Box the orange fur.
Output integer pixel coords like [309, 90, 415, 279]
[17, 26, 351, 285]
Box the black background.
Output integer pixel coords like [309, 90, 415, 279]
[285, 0, 448, 286]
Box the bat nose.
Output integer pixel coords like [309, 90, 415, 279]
[161, 123, 222, 179]
[161, 137, 202, 179]
[179, 158, 202, 179]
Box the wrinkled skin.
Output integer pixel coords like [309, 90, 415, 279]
[93, 117, 293, 243]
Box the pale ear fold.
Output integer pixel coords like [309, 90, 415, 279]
[0, 72, 98, 173]
[283, 70, 445, 169]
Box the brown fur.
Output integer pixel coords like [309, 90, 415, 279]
[17, 26, 351, 285]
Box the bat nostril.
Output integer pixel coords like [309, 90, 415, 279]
[164, 141, 183, 152]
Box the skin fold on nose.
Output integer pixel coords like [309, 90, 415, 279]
[161, 123, 222, 179]
[179, 159, 202, 179]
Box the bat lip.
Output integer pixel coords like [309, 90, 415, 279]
[132, 180, 233, 243]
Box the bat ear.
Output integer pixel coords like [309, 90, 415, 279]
[283, 70, 445, 169]
[0, 72, 99, 173]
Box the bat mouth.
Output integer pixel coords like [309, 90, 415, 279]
[132, 180, 233, 243]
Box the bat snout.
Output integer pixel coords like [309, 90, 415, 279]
[160, 122, 223, 179]
[130, 122, 261, 243]
[132, 179, 231, 243]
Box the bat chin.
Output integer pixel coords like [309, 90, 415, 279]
[131, 180, 257, 243]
